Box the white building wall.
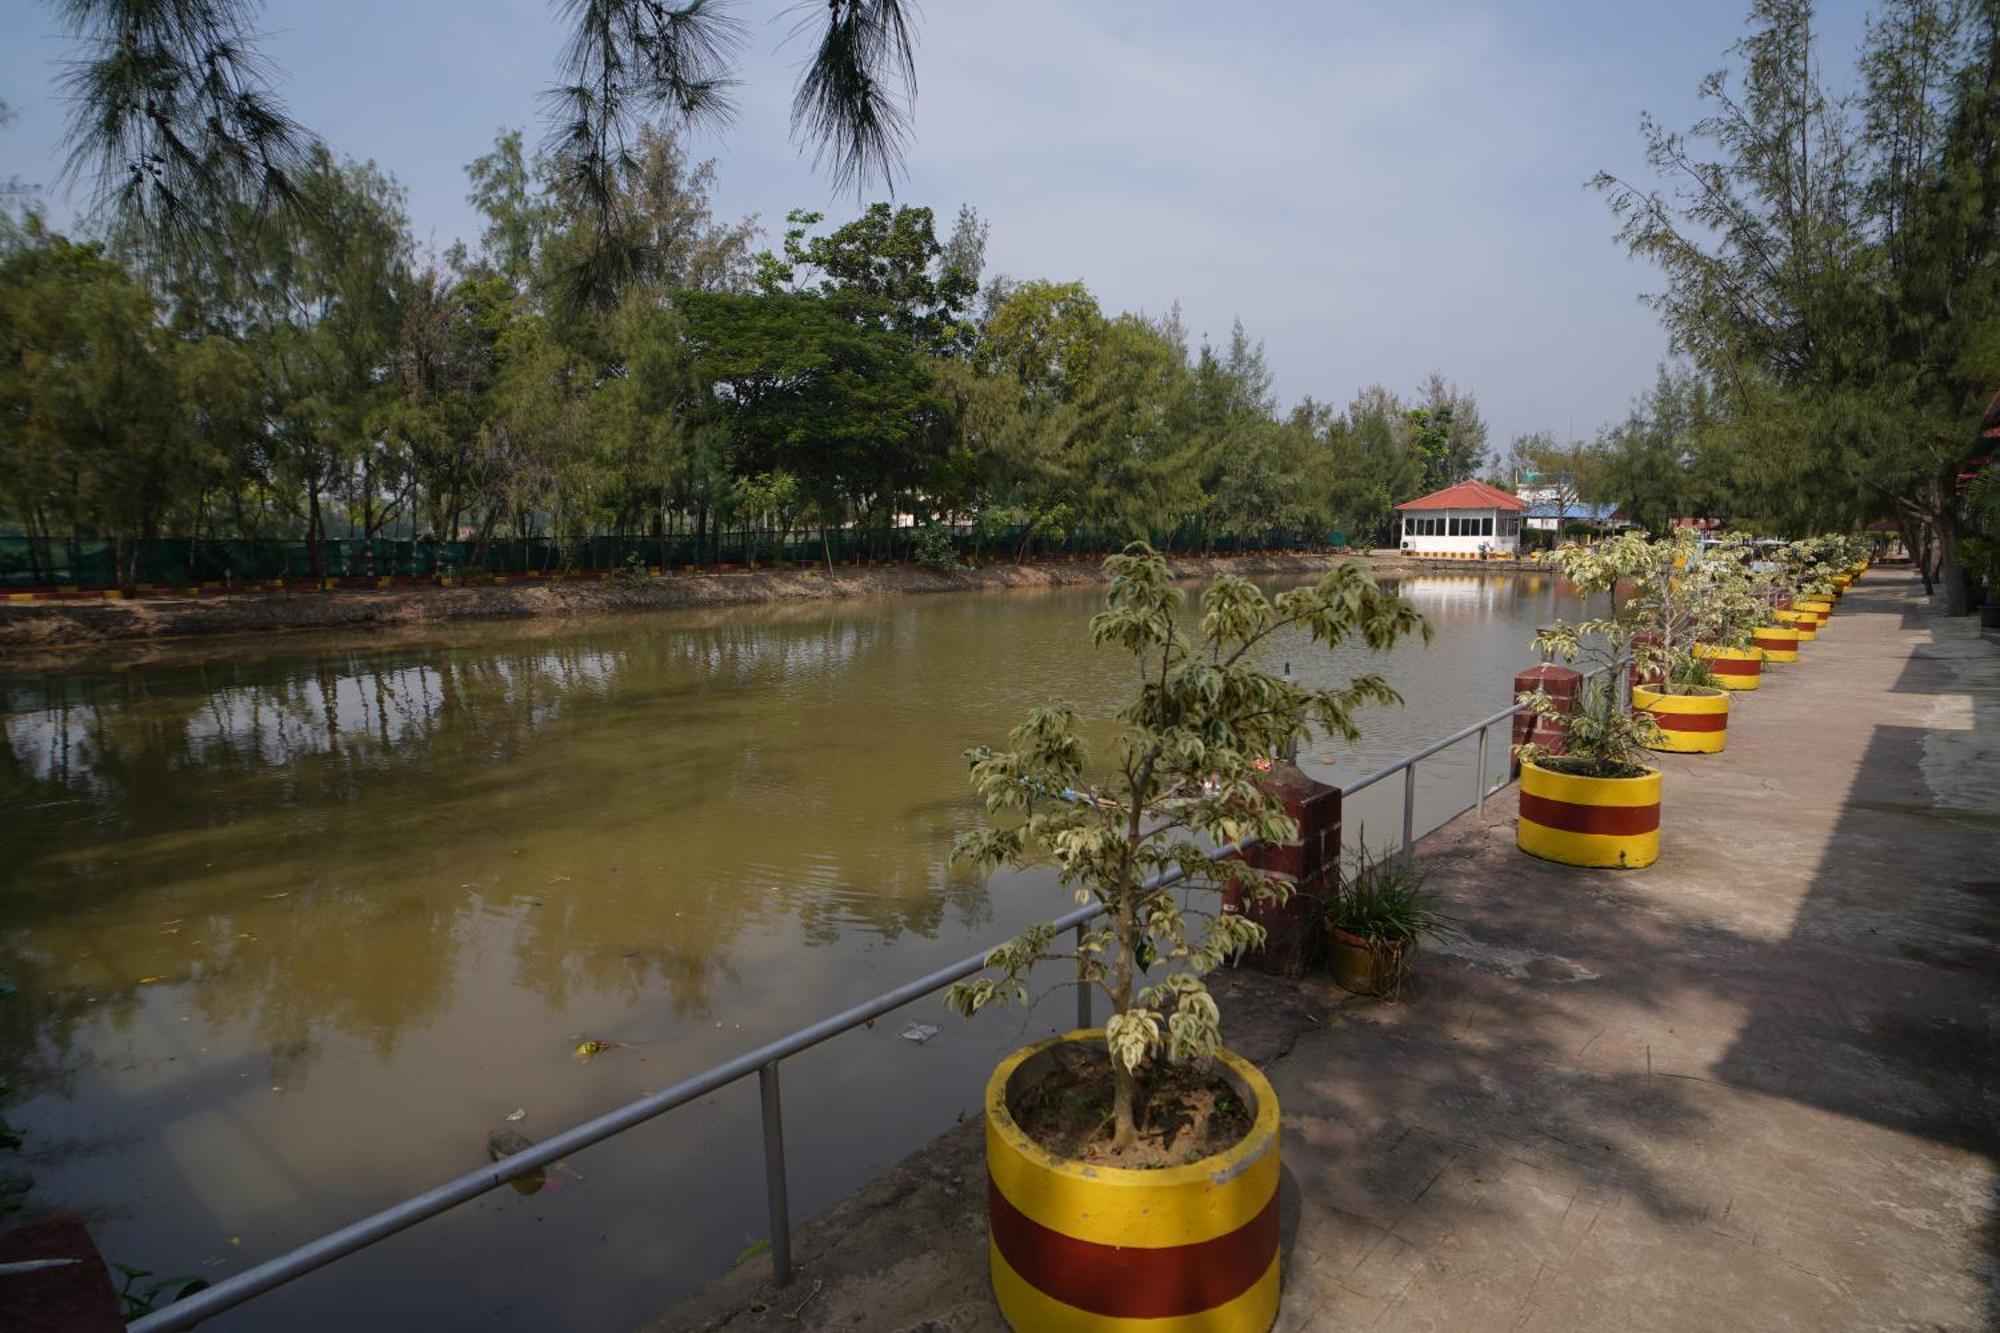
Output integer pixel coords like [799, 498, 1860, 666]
[1398, 508, 1521, 557]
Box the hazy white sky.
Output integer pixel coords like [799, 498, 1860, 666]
[0, 0, 1877, 452]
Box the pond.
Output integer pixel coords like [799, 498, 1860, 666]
[0, 568, 1592, 1330]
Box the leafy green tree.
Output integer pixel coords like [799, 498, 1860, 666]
[1415, 373, 1490, 483]
[757, 203, 980, 353]
[0, 223, 185, 587]
[678, 287, 932, 553]
[1596, 0, 2000, 611]
[946, 547, 1428, 1150]
[1322, 386, 1420, 544]
[1587, 367, 1725, 532]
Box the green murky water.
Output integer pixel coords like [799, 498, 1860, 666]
[0, 570, 1588, 1330]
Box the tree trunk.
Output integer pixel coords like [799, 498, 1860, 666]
[1935, 502, 1970, 615]
[308, 487, 326, 581]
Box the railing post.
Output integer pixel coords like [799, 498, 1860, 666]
[1401, 762, 1417, 865]
[758, 1062, 793, 1287]
[1074, 921, 1091, 1030]
[1476, 723, 1489, 817]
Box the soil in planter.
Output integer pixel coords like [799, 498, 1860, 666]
[1008, 1048, 1253, 1169]
[1534, 755, 1653, 780]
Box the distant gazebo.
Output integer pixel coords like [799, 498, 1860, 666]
[1394, 480, 1525, 560]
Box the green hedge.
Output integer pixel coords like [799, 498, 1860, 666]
[0, 526, 1348, 590]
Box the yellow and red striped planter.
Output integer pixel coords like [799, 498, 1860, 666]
[987, 1032, 1280, 1332]
[1694, 643, 1762, 690]
[1796, 597, 1834, 620]
[1752, 624, 1803, 663]
[1632, 685, 1729, 753]
[1774, 607, 1822, 637]
[1517, 759, 1661, 869]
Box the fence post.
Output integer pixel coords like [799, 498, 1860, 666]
[1401, 762, 1417, 865]
[757, 1063, 793, 1287]
[1219, 763, 1341, 976]
[1476, 724, 1490, 817]
[1511, 664, 1583, 771]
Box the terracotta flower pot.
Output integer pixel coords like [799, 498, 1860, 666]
[1633, 684, 1729, 753]
[1517, 758, 1662, 869]
[1327, 928, 1410, 996]
[986, 1031, 1281, 1332]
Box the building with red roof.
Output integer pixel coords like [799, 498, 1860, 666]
[1393, 480, 1527, 559]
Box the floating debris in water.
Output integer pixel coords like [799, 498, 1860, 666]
[900, 1023, 941, 1045]
[574, 1039, 617, 1061]
[137, 976, 164, 985]
[504, 1108, 526, 1122]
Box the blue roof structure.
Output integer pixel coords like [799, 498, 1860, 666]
[1524, 501, 1623, 522]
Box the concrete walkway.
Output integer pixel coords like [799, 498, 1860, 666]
[653, 571, 2000, 1332]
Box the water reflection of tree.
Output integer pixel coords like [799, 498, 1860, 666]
[0, 609, 1015, 1083]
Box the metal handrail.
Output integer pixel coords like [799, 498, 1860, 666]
[1339, 699, 1524, 798]
[1341, 657, 1625, 862]
[131, 663, 1607, 1332]
[128, 843, 1254, 1332]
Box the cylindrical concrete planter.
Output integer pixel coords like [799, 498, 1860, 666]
[1517, 759, 1662, 869]
[1633, 685, 1729, 753]
[987, 1031, 1281, 1332]
[1797, 597, 1834, 621]
[1694, 643, 1763, 691]
[1752, 624, 1803, 663]
[1773, 608, 1819, 640]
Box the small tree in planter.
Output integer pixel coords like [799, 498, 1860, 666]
[1520, 537, 1668, 867]
[948, 544, 1427, 1330]
[1774, 536, 1844, 605]
[948, 543, 1427, 1147]
[1683, 534, 1769, 691]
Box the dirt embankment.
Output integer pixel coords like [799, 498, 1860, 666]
[0, 552, 1375, 656]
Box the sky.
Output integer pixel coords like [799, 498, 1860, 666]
[0, 0, 1878, 456]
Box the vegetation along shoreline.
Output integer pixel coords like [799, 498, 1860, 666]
[0, 550, 1429, 657]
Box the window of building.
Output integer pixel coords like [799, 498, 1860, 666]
[1483, 516, 1495, 536]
